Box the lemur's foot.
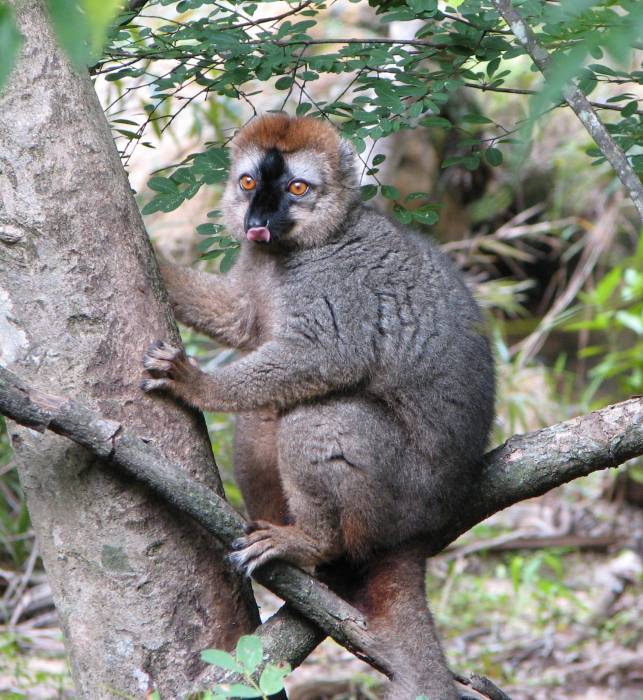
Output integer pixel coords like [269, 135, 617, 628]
[229, 521, 324, 576]
[141, 340, 200, 396]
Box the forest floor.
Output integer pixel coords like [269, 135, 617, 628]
[1, 471, 641, 700]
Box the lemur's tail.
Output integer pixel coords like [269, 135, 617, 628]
[351, 545, 459, 700]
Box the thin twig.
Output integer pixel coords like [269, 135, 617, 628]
[490, 0, 643, 221]
[463, 81, 643, 116]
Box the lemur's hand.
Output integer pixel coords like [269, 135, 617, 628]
[141, 340, 203, 405]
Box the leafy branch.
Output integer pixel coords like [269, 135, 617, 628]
[490, 0, 643, 221]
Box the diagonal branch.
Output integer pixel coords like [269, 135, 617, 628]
[1, 364, 642, 689]
[0, 366, 389, 675]
[490, 0, 643, 222]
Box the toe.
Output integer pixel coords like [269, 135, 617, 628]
[143, 355, 171, 372]
[228, 538, 277, 576]
[145, 340, 180, 361]
[141, 378, 170, 393]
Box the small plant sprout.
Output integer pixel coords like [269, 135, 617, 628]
[200, 634, 291, 699]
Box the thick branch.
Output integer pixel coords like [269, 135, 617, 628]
[490, 0, 643, 222]
[1, 364, 642, 685]
[0, 366, 389, 676]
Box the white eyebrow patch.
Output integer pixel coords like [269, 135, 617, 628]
[233, 147, 263, 177]
[285, 151, 325, 185]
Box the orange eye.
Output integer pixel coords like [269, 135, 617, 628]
[288, 180, 309, 196]
[239, 175, 256, 191]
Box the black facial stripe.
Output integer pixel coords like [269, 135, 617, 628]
[244, 148, 295, 241]
[260, 148, 286, 182]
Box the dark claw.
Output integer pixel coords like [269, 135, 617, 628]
[244, 521, 260, 534]
[227, 551, 250, 574]
[231, 538, 245, 550]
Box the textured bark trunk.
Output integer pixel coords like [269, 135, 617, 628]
[0, 2, 259, 697]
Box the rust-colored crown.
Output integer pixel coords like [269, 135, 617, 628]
[232, 113, 341, 162]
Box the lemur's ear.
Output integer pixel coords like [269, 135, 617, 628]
[338, 138, 357, 175]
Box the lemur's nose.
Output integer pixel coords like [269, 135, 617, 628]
[245, 213, 269, 230]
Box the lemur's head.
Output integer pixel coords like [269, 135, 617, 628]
[221, 113, 358, 250]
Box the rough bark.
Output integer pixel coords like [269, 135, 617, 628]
[1, 365, 641, 686]
[491, 0, 643, 222]
[0, 3, 259, 698]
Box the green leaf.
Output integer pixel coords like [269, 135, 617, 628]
[594, 266, 622, 305]
[173, 168, 196, 184]
[141, 192, 183, 214]
[393, 204, 413, 225]
[486, 58, 501, 78]
[235, 635, 263, 673]
[442, 155, 465, 169]
[412, 207, 439, 226]
[405, 191, 429, 203]
[148, 176, 179, 194]
[82, 0, 124, 54]
[0, 4, 22, 93]
[462, 154, 481, 171]
[419, 115, 451, 130]
[360, 184, 378, 201]
[381, 185, 400, 200]
[47, 0, 92, 68]
[461, 113, 493, 125]
[406, 0, 437, 14]
[259, 663, 291, 695]
[191, 148, 229, 184]
[219, 248, 238, 273]
[196, 223, 221, 235]
[197, 237, 217, 252]
[48, 0, 123, 66]
[484, 147, 503, 166]
[621, 100, 638, 117]
[201, 249, 226, 260]
[275, 76, 294, 90]
[200, 649, 243, 673]
[372, 154, 386, 166]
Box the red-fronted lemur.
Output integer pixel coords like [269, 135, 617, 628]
[142, 113, 495, 700]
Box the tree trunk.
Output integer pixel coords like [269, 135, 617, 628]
[0, 2, 259, 697]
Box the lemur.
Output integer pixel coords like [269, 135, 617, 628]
[142, 113, 495, 700]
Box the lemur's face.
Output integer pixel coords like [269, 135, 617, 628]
[221, 114, 357, 250]
[227, 146, 326, 247]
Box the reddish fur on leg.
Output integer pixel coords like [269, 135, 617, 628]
[352, 546, 458, 700]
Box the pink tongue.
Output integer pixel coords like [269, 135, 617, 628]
[246, 227, 271, 242]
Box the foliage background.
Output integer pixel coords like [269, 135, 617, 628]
[0, 0, 642, 697]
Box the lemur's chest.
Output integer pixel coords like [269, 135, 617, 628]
[241, 247, 357, 344]
[238, 263, 283, 345]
